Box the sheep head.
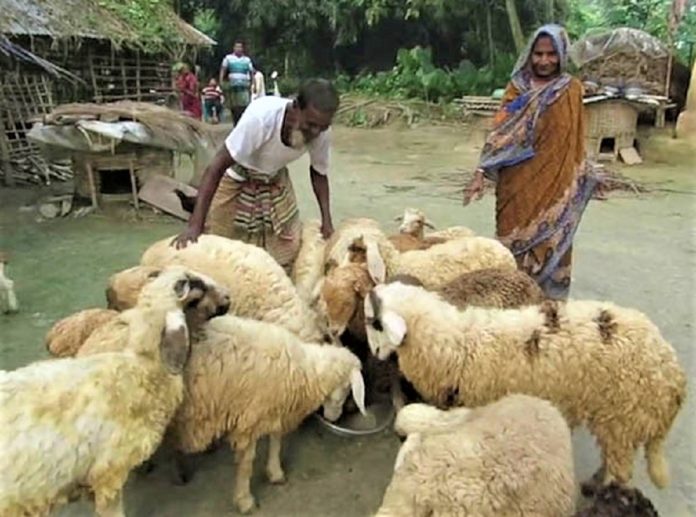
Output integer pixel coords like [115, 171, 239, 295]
[138, 266, 229, 371]
[107, 265, 230, 330]
[322, 363, 367, 421]
[364, 284, 408, 360]
[395, 208, 435, 238]
[318, 263, 374, 339]
[106, 265, 161, 311]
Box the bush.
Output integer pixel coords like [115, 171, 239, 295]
[337, 46, 515, 102]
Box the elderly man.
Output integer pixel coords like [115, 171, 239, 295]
[173, 78, 338, 271]
[464, 24, 597, 300]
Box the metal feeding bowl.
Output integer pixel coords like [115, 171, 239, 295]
[314, 401, 395, 437]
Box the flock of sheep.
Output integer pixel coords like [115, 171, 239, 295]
[0, 208, 687, 516]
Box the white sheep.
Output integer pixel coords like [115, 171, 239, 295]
[140, 234, 328, 343]
[163, 314, 366, 514]
[106, 264, 161, 311]
[0, 252, 19, 314]
[358, 234, 517, 292]
[291, 219, 327, 304]
[324, 218, 400, 276]
[0, 267, 225, 517]
[377, 394, 575, 517]
[364, 282, 686, 491]
[46, 266, 231, 359]
[45, 308, 119, 358]
[394, 207, 475, 240]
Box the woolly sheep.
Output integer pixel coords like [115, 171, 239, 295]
[166, 314, 366, 514]
[324, 218, 400, 277]
[291, 219, 326, 304]
[387, 233, 447, 253]
[0, 252, 19, 314]
[45, 308, 119, 358]
[394, 207, 475, 240]
[47, 267, 231, 359]
[140, 234, 328, 343]
[364, 282, 686, 490]
[0, 266, 224, 517]
[574, 483, 659, 517]
[318, 264, 543, 341]
[377, 394, 575, 517]
[77, 269, 230, 358]
[106, 264, 161, 310]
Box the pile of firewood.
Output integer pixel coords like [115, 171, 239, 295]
[579, 53, 668, 95]
[0, 156, 73, 186]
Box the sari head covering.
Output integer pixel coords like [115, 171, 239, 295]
[478, 24, 573, 177]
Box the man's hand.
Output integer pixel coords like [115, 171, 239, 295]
[171, 223, 203, 250]
[463, 169, 486, 206]
[320, 219, 334, 240]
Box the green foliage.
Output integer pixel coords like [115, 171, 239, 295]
[339, 46, 515, 101]
[193, 7, 221, 38]
[98, 0, 180, 49]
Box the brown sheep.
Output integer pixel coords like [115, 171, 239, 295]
[45, 308, 119, 358]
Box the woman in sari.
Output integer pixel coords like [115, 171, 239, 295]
[464, 24, 597, 300]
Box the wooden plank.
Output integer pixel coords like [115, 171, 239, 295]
[88, 50, 101, 102]
[85, 161, 99, 209]
[619, 147, 642, 165]
[138, 174, 197, 220]
[0, 125, 15, 186]
[136, 51, 142, 101]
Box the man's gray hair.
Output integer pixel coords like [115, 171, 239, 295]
[297, 78, 340, 114]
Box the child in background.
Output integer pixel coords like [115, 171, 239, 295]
[202, 78, 224, 123]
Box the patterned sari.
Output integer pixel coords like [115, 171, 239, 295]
[478, 25, 598, 299]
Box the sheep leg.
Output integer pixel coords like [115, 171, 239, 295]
[580, 464, 605, 497]
[390, 373, 406, 413]
[266, 433, 286, 484]
[172, 450, 196, 485]
[602, 442, 635, 486]
[233, 439, 258, 514]
[94, 489, 124, 517]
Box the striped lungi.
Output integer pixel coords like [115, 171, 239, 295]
[208, 165, 302, 269]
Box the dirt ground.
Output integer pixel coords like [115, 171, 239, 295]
[1, 122, 694, 516]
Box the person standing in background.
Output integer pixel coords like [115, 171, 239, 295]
[174, 62, 202, 120]
[220, 40, 254, 124]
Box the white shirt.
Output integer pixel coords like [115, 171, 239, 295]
[224, 96, 331, 181]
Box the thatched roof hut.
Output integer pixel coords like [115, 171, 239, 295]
[1, 0, 214, 53]
[570, 27, 670, 96]
[0, 0, 215, 186]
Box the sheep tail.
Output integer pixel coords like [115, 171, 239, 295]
[645, 437, 669, 488]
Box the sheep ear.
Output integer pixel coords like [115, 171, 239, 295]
[424, 219, 436, 229]
[310, 278, 325, 307]
[383, 311, 407, 345]
[350, 368, 367, 416]
[366, 242, 386, 284]
[160, 310, 190, 374]
[394, 215, 403, 222]
[173, 278, 191, 301]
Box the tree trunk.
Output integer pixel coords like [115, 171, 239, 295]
[545, 0, 554, 22]
[486, 0, 495, 65]
[505, 0, 525, 54]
